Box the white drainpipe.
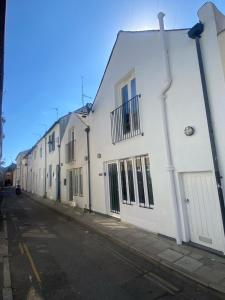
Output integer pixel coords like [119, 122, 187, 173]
[158, 12, 182, 244]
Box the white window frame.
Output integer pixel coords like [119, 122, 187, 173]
[117, 155, 154, 209]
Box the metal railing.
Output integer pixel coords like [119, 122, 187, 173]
[110, 95, 141, 144]
[65, 140, 75, 163]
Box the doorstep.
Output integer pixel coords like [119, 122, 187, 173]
[25, 191, 225, 295]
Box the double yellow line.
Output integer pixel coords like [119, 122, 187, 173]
[19, 242, 42, 285]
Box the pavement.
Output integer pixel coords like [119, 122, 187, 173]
[0, 194, 13, 300]
[23, 190, 225, 296]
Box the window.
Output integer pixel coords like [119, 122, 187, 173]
[120, 77, 139, 135]
[74, 168, 79, 196]
[48, 135, 52, 152]
[144, 156, 154, 206]
[118, 155, 154, 208]
[52, 131, 55, 151]
[120, 161, 127, 202]
[79, 168, 83, 196]
[136, 157, 145, 204]
[127, 160, 135, 203]
[131, 78, 136, 98]
[66, 128, 75, 163]
[40, 146, 42, 158]
[48, 131, 55, 153]
[49, 165, 52, 187]
[73, 168, 83, 197]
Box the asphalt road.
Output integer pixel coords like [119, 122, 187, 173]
[1, 188, 224, 300]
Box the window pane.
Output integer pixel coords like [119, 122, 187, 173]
[121, 85, 130, 133]
[127, 160, 135, 202]
[79, 168, 83, 196]
[120, 161, 127, 202]
[69, 171, 73, 201]
[74, 169, 78, 196]
[136, 157, 145, 204]
[131, 78, 136, 98]
[121, 84, 128, 103]
[49, 165, 52, 187]
[145, 157, 154, 205]
[52, 132, 55, 151]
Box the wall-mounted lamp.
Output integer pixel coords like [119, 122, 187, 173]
[184, 126, 195, 136]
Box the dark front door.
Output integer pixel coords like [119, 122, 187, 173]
[108, 163, 120, 214]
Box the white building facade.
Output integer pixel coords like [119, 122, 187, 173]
[60, 112, 89, 209]
[88, 2, 225, 254]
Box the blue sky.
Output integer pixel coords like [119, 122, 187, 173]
[3, 0, 225, 165]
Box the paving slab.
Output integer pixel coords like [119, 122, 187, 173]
[158, 249, 184, 262]
[189, 252, 204, 260]
[195, 266, 225, 284]
[175, 256, 203, 272]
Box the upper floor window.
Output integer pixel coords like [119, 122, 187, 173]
[66, 128, 75, 163]
[111, 75, 141, 144]
[40, 146, 42, 158]
[48, 131, 55, 153]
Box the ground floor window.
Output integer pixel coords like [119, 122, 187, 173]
[48, 165, 52, 187]
[118, 155, 154, 208]
[68, 167, 83, 200]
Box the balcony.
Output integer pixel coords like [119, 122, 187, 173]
[65, 140, 75, 163]
[110, 94, 141, 144]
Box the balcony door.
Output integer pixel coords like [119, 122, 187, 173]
[121, 78, 137, 134]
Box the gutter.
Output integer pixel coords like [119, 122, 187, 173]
[158, 12, 182, 244]
[75, 114, 92, 212]
[44, 136, 47, 198]
[188, 23, 225, 234]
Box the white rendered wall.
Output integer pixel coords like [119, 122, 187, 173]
[30, 138, 46, 197]
[45, 124, 60, 200]
[60, 113, 89, 209]
[89, 23, 223, 241]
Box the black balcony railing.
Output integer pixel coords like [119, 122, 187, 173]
[110, 95, 141, 144]
[65, 140, 75, 163]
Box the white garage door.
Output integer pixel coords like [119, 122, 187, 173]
[182, 172, 224, 252]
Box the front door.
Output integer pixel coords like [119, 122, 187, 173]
[108, 163, 120, 214]
[182, 172, 224, 252]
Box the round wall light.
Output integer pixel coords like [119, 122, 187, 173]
[184, 126, 195, 136]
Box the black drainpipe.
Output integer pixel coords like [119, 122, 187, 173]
[85, 126, 92, 212]
[188, 23, 225, 233]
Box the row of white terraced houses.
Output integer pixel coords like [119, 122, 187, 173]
[15, 2, 225, 255]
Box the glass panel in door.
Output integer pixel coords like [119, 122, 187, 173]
[108, 163, 120, 214]
[121, 85, 130, 133]
[120, 161, 127, 203]
[136, 157, 145, 204]
[126, 160, 135, 202]
[144, 157, 154, 205]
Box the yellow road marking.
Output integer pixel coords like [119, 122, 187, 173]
[22, 242, 42, 285]
[18, 242, 24, 255]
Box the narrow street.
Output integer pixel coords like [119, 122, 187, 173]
[0, 188, 223, 300]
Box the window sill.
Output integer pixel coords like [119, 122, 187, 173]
[122, 201, 133, 205]
[139, 204, 154, 209]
